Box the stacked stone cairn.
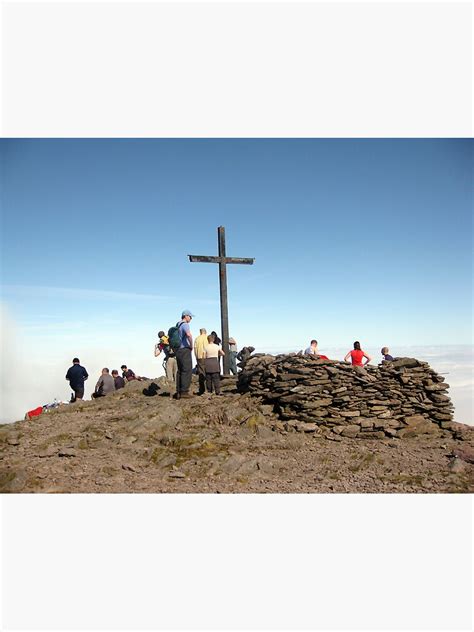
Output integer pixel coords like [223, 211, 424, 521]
[237, 354, 455, 439]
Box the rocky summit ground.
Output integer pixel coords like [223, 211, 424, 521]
[1, 376, 473, 493]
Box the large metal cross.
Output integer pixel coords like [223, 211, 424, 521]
[188, 226, 254, 374]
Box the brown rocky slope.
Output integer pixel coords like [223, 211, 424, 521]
[1, 356, 473, 493]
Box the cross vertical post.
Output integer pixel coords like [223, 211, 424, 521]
[188, 226, 255, 375]
[218, 227, 230, 374]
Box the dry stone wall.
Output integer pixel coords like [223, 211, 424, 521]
[237, 354, 455, 439]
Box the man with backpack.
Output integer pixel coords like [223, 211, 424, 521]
[155, 330, 178, 383]
[168, 309, 194, 399]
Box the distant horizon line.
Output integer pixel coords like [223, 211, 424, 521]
[261, 344, 474, 353]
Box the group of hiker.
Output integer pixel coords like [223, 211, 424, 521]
[26, 361, 142, 418]
[63, 309, 395, 405]
[154, 309, 253, 399]
[304, 340, 394, 366]
[22, 310, 399, 421]
[65, 359, 141, 403]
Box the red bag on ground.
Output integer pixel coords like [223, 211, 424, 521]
[26, 406, 43, 420]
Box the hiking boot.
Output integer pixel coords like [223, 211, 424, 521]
[180, 392, 193, 399]
[172, 392, 181, 400]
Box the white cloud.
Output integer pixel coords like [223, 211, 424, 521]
[0, 305, 45, 422]
[0, 306, 166, 423]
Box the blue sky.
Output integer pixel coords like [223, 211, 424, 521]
[1, 139, 472, 350]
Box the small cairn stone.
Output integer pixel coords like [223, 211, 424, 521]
[237, 354, 454, 440]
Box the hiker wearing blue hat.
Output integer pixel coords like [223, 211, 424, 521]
[173, 309, 195, 399]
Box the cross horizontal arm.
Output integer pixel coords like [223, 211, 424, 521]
[188, 255, 221, 263]
[188, 255, 255, 265]
[224, 257, 255, 265]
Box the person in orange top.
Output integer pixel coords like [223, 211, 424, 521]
[344, 341, 371, 367]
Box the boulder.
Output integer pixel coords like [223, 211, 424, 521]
[340, 425, 361, 438]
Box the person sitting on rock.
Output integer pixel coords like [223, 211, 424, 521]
[92, 368, 116, 398]
[344, 341, 371, 367]
[121, 365, 137, 381]
[304, 339, 319, 355]
[205, 333, 225, 395]
[304, 340, 329, 360]
[111, 370, 125, 389]
[381, 347, 394, 362]
[236, 346, 255, 363]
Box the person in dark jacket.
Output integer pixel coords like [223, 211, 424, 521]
[111, 370, 125, 389]
[65, 357, 88, 402]
[121, 365, 137, 381]
[381, 347, 394, 362]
